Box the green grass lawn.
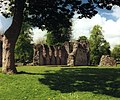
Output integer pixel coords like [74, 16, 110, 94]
[0, 65, 120, 100]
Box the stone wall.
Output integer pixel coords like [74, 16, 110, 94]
[0, 40, 89, 67]
[0, 41, 2, 67]
[99, 55, 116, 67]
[67, 41, 90, 66]
[0, 35, 2, 67]
[33, 44, 68, 65]
[33, 41, 90, 66]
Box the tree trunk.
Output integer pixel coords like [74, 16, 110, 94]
[2, 0, 26, 74]
[2, 36, 17, 74]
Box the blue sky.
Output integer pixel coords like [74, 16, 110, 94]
[0, 4, 120, 49]
[0, 15, 12, 34]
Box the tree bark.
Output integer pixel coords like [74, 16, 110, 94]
[2, 0, 26, 74]
[2, 36, 17, 74]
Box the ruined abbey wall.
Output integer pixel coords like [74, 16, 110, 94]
[33, 41, 90, 66]
[0, 41, 2, 67]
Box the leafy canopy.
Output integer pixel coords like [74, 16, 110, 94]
[0, 0, 101, 30]
[0, 0, 120, 46]
[89, 25, 110, 65]
[46, 27, 71, 46]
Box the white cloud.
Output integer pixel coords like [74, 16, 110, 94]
[71, 5, 120, 49]
[71, 14, 105, 39]
[112, 5, 120, 18]
[32, 27, 47, 44]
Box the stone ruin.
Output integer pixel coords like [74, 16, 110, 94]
[67, 41, 90, 66]
[99, 55, 116, 67]
[33, 41, 90, 66]
[0, 36, 2, 67]
[0, 41, 2, 67]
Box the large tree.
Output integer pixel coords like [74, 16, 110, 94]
[1, 0, 25, 74]
[0, 0, 120, 74]
[89, 25, 110, 65]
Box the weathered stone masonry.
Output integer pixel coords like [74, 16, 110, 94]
[0, 41, 2, 67]
[99, 55, 116, 66]
[33, 41, 90, 66]
[0, 35, 2, 67]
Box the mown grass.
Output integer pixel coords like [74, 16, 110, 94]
[0, 65, 120, 100]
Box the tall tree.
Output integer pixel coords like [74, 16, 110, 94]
[89, 25, 110, 65]
[0, 0, 120, 74]
[1, 0, 25, 74]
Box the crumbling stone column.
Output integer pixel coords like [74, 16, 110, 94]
[67, 41, 90, 66]
[33, 45, 40, 65]
[64, 41, 73, 53]
[54, 46, 61, 65]
[67, 53, 74, 66]
[39, 45, 45, 65]
[61, 46, 68, 65]
[74, 42, 88, 66]
[0, 41, 2, 67]
[49, 46, 56, 65]
[99, 55, 116, 66]
[67, 41, 78, 66]
[44, 45, 50, 65]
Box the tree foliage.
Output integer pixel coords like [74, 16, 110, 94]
[77, 36, 88, 42]
[27, 0, 98, 29]
[15, 22, 33, 64]
[111, 45, 120, 61]
[1, 0, 120, 26]
[46, 27, 71, 45]
[89, 25, 110, 65]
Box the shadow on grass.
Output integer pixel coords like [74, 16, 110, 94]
[17, 71, 41, 75]
[38, 67, 120, 98]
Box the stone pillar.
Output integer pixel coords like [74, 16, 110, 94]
[74, 48, 87, 66]
[0, 41, 2, 67]
[67, 54, 74, 66]
[44, 45, 50, 65]
[33, 45, 40, 65]
[64, 41, 71, 53]
[54, 46, 61, 65]
[67, 41, 90, 66]
[39, 45, 44, 65]
[49, 46, 56, 65]
[74, 42, 89, 66]
[42, 44, 46, 65]
[61, 46, 68, 65]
